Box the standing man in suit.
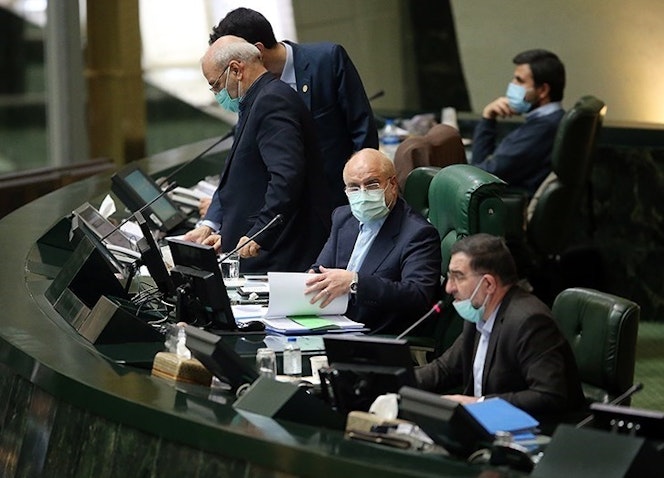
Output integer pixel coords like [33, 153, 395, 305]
[471, 49, 566, 197]
[184, 36, 331, 273]
[414, 233, 584, 420]
[304, 148, 441, 335]
[209, 7, 379, 208]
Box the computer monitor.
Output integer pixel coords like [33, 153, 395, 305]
[73, 202, 136, 252]
[111, 163, 187, 232]
[320, 335, 416, 414]
[590, 402, 664, 442]
[166, 237, 236, 332]
[184, 325, 258, 394]
[133, 211, 176, 298]
[398, 385, 493, 458]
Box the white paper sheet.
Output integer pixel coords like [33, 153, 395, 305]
[266, 272, 348, 318]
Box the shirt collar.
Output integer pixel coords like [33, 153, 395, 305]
[358, 215, 388, 233]
[280, 42, 297, 90]
[476, 304, 498, 334]
[526, 101, 563, 120]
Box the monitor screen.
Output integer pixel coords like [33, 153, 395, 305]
[320, 335, 416, 414]
[111, 163, 186, 232]
[134, 211, 176, 298]
[184, 324, 258, 394]
[73, 202, 135, 251]
[166, 237, 236, 331]
[398, 385, 492, 458]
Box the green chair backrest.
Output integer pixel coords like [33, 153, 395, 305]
[428, 164, 507, 273]
[403, 166, 441, 218]
[528, 95, 606, 256]
[552, 287, 639, 405]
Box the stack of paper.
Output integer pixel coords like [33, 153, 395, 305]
[232, 272, 365, 335]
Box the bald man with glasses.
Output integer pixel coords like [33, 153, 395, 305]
[305, 148, 441, 335]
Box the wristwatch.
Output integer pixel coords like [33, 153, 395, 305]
[349, 272, 359, 295]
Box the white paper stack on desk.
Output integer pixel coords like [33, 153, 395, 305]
[232, 272, 365, 335]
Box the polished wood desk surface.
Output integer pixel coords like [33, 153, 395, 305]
[0, 138, 517, 477]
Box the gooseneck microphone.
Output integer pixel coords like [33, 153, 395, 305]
[99, 182, 178, 243]
[156, 126, 236, 187]
[217, 214, 284, 263]
[575, 382, 644, 429]
[368, 90, 385, 102]
[396, 300, 445, 340]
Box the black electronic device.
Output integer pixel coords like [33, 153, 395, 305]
[166, 237, 236, 331]
[184, 325, 258, 394]
[319, 335, 416, 415]
[73, 202, 136, 253]
[133, 211, 176, 298]
[398, 385, 494, 458]
[111, 162, 187, 232]
[589, 402, 664, 442]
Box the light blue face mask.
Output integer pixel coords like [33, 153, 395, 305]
[215, 72, 242, 113]
[453, 276, 489, 324]
[348, 188, 390, 223]
[506, 83, 532, 114]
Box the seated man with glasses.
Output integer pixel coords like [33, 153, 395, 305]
[304, 148, 441, 335]
[414, 233, 584, 422]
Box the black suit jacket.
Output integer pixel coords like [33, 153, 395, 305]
[205, 73, 331, 273]
[312, 198, 441, 335]
[415, 286, 585, 418]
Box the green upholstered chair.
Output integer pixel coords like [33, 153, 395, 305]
[527, 95, 607, 257]
[408, 164, 507, 363]
[552, 287, 639, 405]
[403, 166, 440, 218]
[394, 124, 466, 191]
[429, 164, 507, 274]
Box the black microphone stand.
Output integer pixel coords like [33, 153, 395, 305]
[217, 214, 284, 263]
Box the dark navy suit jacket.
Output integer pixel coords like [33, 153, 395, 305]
[287, 41, 379, 207]
[205, 73, 331, 273]
[312, 198, 441, 335]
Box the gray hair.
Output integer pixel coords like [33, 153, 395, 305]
[211, 41, 261, 68]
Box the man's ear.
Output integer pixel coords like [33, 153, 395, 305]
[484, 274, 499, 294]
[538, 82, 551, 101]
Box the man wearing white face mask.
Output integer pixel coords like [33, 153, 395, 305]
[304, 148, 441, 335]
[414, 233, 584, 422]
[470, 49, 566, 198]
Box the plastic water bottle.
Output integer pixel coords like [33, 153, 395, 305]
[283, 337, 302, 377]
[380, 119, 400, 161]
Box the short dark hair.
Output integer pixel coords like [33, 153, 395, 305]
[450, 233, 518, 286]
[513, 49, 566, 102]
[209, 7, 278, 48]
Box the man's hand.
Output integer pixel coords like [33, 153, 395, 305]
[183, 225, 213, 244]
[198, 197, 211, 217]
[482, 96, 515, 120]
[203, 234, 222, 252]
[442, 394, 482, 405]
[236, 236, 261, 258]
[304, 266, 354, 308]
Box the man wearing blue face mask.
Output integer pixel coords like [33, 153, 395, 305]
[183, 36, 332, 273]
[304, 148, 441, 335]
[470, 49, 566, 198]
[414, 233, 584, 422]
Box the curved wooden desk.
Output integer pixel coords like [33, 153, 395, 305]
[0, 138, 503, 477]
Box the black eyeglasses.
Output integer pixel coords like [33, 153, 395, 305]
[209, 65, 229, 93]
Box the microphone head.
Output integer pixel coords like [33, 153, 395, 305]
[273, 213, 284, 225]
[163, 182, 178, 193]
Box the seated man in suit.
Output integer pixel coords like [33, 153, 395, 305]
[304, 148, 441, 335]
[208, 7, 378, 209]
[471, 49, 566, 197]
[415, 233, 585, 421]
[184, 36, 331, 273]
